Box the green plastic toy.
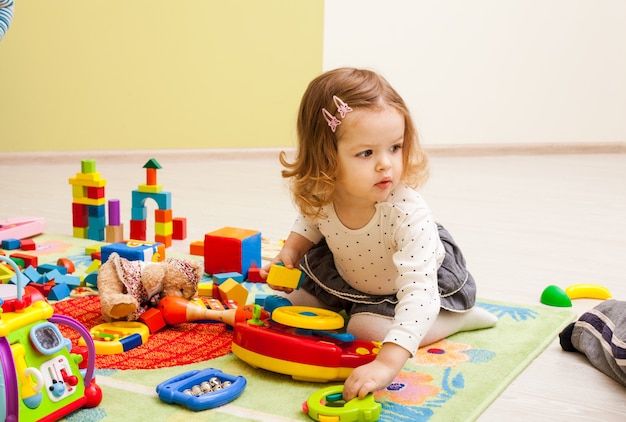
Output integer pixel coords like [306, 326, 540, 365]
[303, 385, 381, 422]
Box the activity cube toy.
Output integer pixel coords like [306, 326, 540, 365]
[100, 240, 165, 263]
[0, 256, 103, 421]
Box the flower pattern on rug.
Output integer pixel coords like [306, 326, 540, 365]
[414, 339, 472, 367]
[375, 371, 440, 405]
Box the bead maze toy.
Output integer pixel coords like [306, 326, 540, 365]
[231, 303, 381, 382]
[303, 385, 381, 422]
[156, 368, 246, 411]
[0, 256, 102, 422]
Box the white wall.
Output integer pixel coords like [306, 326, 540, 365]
[324, 0, 626, 147]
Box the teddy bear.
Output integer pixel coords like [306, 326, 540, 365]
[97, 252, 204, 321]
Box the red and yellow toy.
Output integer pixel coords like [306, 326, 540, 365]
[232, 305, 381, 382]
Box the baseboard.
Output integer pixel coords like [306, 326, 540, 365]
[1, 143, 624, 165]
[425, 142, 626, 156]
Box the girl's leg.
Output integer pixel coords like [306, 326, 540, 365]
[347, 313, 393, 342]
[421, 307, 498, 346]
[346, 307, 498, 346]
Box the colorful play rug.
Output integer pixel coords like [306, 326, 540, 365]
[13, 235, 577, 421]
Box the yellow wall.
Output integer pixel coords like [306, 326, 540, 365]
[0, 1, 323, 152]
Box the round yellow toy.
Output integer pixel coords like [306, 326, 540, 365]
[271, 306, 345, 330]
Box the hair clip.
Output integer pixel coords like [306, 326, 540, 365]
[321, 108, 342, 132]
[333, 95, 353, 118]
[321, 96, 352, 132]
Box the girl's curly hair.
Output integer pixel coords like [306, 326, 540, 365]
[280, 68, 429, 219]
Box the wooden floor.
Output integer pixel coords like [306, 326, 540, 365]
[2, 150, 626, 420]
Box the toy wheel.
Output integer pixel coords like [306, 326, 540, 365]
[271, 306, 344, 330]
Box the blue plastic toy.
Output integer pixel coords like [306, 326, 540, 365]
[156, 368, 246, 411]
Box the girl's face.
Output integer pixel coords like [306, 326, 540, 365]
[334, 106, 405, 210]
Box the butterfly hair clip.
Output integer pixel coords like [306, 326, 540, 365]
[321, 95, 353, 132]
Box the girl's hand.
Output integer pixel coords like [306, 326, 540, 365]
[342, 343, 410, 401]
[260, 232, 314, 292]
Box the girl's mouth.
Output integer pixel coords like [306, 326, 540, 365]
[376, 179, 392, 189]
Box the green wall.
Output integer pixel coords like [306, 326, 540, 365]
[0, 1, 323, 152]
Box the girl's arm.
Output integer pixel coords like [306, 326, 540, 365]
[342, 342, 410, 401]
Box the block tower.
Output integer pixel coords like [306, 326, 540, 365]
[68, 159, 107, 241]
[130, 158, 176, 247]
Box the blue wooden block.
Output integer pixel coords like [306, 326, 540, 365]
[37, 264, 68, 275]
[1, 238, 21, 250]
[43, 269, 62, 283]
[48, 282, 71, 301]
[84, 272, 98, 288]
[55, 274, 81, 288]
[23, 265, 43, 283]
[212, 272, 244, 285]
[131, 206, 147, 221]
[88, 204, 105, 217]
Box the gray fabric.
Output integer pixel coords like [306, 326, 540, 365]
[561, 299, 626, 387]
[298, 223, 477, 318]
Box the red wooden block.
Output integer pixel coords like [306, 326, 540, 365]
[246, 266, 265, 283]
[172, 217, 187, 240]
[87, 186, 105, 199]
[9, 252, 38, 268]
[72, 203, 88, 227]
[20, 239, 36, 251]
[139, 307, 167, 333]
[130, 219, 147, 241]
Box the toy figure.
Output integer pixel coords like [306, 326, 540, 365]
[97, 252, 203, 321]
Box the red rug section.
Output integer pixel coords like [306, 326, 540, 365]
[52, 296, 233, 370]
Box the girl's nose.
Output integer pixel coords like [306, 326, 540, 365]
[377, 154, 391, 171]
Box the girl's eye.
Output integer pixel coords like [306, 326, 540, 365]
[357, 150, 373, 158]
[390, 144, 402, 153]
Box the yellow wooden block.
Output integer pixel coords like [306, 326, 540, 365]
[137, 184, 163, 193]
[72, 196, 107, 206]
[68, 173, 107, 187]
[218, 278, 249, 305]
[198, 282, 213, 297]
[73, 227, 88, 238]
[155, 221, 173, 236]
[0, 264, 15, 284]
[85, 244, 101, 255]
[72, 185, 86, 198]
[266, 264, 304, 289]
[85, 259, 101, 274]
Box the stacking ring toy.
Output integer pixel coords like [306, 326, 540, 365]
[303, 385, 381, 422]
[271, 306, 344, 330]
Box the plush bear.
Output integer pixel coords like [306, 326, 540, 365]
[97, 252, 203, 321]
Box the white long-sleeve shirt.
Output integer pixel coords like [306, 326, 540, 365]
[291, 183, 445, 354]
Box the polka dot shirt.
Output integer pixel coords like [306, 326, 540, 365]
[291, 184, 445, 354]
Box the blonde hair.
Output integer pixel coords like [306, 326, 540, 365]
[280, 68, 429, 219]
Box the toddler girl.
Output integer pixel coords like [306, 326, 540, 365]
[262, 68, 497, 401]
